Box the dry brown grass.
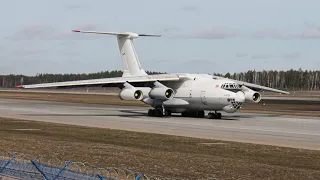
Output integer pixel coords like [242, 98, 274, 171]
[240, 101, 320, 117]
[0, 91, 147, 106]
[1, 117, 320, 180]
[264, 94, 320, 98]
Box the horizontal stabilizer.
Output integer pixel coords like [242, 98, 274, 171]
[72, 30, 161, 38]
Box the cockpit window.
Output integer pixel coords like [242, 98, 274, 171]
[221, 83, 241, 90]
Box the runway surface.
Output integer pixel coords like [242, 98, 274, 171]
[0, 98, 319, 150]
[0, 89, 118, 96]
[2, 89, 320, 101]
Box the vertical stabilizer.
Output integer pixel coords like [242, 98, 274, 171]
[71, 30, 160, 77]
[117, 35, 147, 77]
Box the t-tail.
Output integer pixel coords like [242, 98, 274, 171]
[72, 30, 161, 77]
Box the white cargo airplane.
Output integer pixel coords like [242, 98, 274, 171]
[16, 30, 289, 119]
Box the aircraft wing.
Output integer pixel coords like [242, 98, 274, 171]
[261, 96, 320, 101]
[213, 76, 290, 94]
[16, 74, 185, 89]
[232, 79, 289, 94]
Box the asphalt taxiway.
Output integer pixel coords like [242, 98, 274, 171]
[0, 99, 319, 150]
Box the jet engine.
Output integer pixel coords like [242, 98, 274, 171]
[119, 82, 144, 101]
[147, 81, 175, 100]
[241, 85, 261, 103]
[149, 87, 174, 100]
[244, 91, 261, 103]
[119, 88, 143, 101]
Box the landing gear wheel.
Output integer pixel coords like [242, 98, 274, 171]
[148, 109, 155, 116]
[181, 110, 205, 118]
[197, 110, 205, 118]
[148, 108, 171, 117]
[165, 110, 172, 116]
[154, 109, 163, 117]
[208, 113, 214, 119]
[208, 112, 222, 119]
[217, 113, 222, 119]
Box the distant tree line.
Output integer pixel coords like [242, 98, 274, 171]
[0, 70, 162, 88]
[1, 69, 319, 90]
[223, 68, 320, 91]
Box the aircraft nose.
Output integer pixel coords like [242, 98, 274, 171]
[235, 91, 245, 103]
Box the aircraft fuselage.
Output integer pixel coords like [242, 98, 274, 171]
[140, 74, 250, 114]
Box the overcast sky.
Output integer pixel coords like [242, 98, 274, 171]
[0, 0, 319, 75]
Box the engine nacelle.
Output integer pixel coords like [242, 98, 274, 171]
[244, 90, 261, 103]
[119, 88, 143, 101]
[137, 87, 151, 99]
[149, 87, 174, 100]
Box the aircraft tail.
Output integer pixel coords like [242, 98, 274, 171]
[72, 30, 161, 77]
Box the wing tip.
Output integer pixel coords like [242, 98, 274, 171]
[279, 90, 290, 94]
[72, 29, 81, 32]
[15, 85, 24, 89]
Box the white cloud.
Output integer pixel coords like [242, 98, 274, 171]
[296, 27, 320, 39]
[251, 54, 272, 59]
[236, 53, 248, 58]
[163, 27, 180, 33]
[180, 5, 197, 11]
[188, 25, 238, 39]
[75, 22, 98, 30]
[11, 24, 56, 40]
[67, 4, 82, 10]
[7, 22, 101, 42]
[283, 52, 301, 59]
[252, 25, 320, 40]
[252, 28, 292, 39]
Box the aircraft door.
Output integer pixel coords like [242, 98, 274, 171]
[200, 90, 208, 105]
[184, 80, 193, 98]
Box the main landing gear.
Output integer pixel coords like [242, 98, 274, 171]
[181, 110, 221, 119]
[147, 109, 222, 119]
[181, 110, 205, 118]
[148, 109, 171, 117]
[208, 112, 222, 119]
